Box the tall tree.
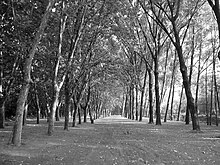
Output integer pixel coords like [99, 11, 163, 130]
[11, 0, 56, 146]
[145, 0, 201, 131]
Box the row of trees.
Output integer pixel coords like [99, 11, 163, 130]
[1, 0, 220, 146]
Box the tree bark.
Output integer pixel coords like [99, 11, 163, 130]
[176, 45, 200, 130]
[11, 0, 55, 145]
[170, 79, 175, 121]
[148, 69, 154, 124]
[48, 1, 67, 135]
[210, 73, 214, 125]
[164, 53, 176, 122]
[177, 86, 183, 121]
[154, 56, 161, 125]
[0, 51, 4, 129]
[195, 41, 202, 115]
[139, 69, 147, 121]
[135, 84, 139, 120]
[23, 104, 28, 126]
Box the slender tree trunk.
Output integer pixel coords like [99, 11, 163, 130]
[64, 74, 71, 130]
[83, 105, 87, 123]
[84, 85, 91, 122]
[177, 86, 183, 121]
[164, 77, 173, 122]
[164, 53, 176, 122]
[88, 106, 94, 124]
[135, 84, 138, 120]
[205, 63, 209, 125]
[72, 100, 77, 127]
[210, 73, 214, 125]
[148, 69, 154, 124]
[0, 101, 5, 129]
[122, 93, 126, 117]
[170, 78, 175, 121]
[213, 44, 219, 126]
[11, 0, 55, 145]
[195, 41, 202, 116]
[78, 107, 81, 124]
[132, 85, 135, 120]
[129, 86, 132, 119]
[160, 43, 170, 104]
[214, 90, 218, 126]
[186, 26, 195, 124]
[35, 88, 41, 124]
[0, 51, 4, 129]
[139, 69, 147, 121]
[125, 92, 128, 118]
[154, 56, 161, 125]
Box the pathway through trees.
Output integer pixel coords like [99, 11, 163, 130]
[0, 115, 220, 165]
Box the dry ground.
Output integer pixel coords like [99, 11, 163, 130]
[0, 115, 220, 165]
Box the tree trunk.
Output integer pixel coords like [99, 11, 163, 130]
[207, 0, 220, 60]
[164, 77, 173, 122]
[154, 57, 161, 125]
[160, 42, 170, 104]
[172, 20, 200, 130]
[185, 25, 195, 125]
[12, 85, 29, 145]
[78, 107, 81, 124]
[148, 69, 154, 124]
[164, 53, 176, 122]
[195, 41, 202, 116]
[23, 104, 28, 126]
[129, 86, 132, 119]
[124, 92, 128, 118]
[213, 43, 219, 126]
[210, 73, 214, 125]
[35, 88, 41, 124]
[205, 63, 209, 125]
[132, 86, 135, 120]
[11, 0, 55, 145]
[72, 100, 77, 127]
[177, 86, 183, 121]
[139, 69, 147, 121]
[0, 51, 4, 129]
[0, 101, 5, 129]
[55, 102, 61, 121]
[170, 79, 175, 121]
[135, 84, 138, 120]
[48, 91, 59, 135]
[176, 44, 200, 130]
[48, 1, 67, 135]
[88, 107, 94, 124]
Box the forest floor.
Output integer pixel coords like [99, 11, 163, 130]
[0, 115, 220, 165]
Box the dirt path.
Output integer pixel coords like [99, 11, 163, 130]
[1, 115, 220, 165]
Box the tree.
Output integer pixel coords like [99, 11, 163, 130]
[145, 0, 201, 131]
[11, 0, 56, 146]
